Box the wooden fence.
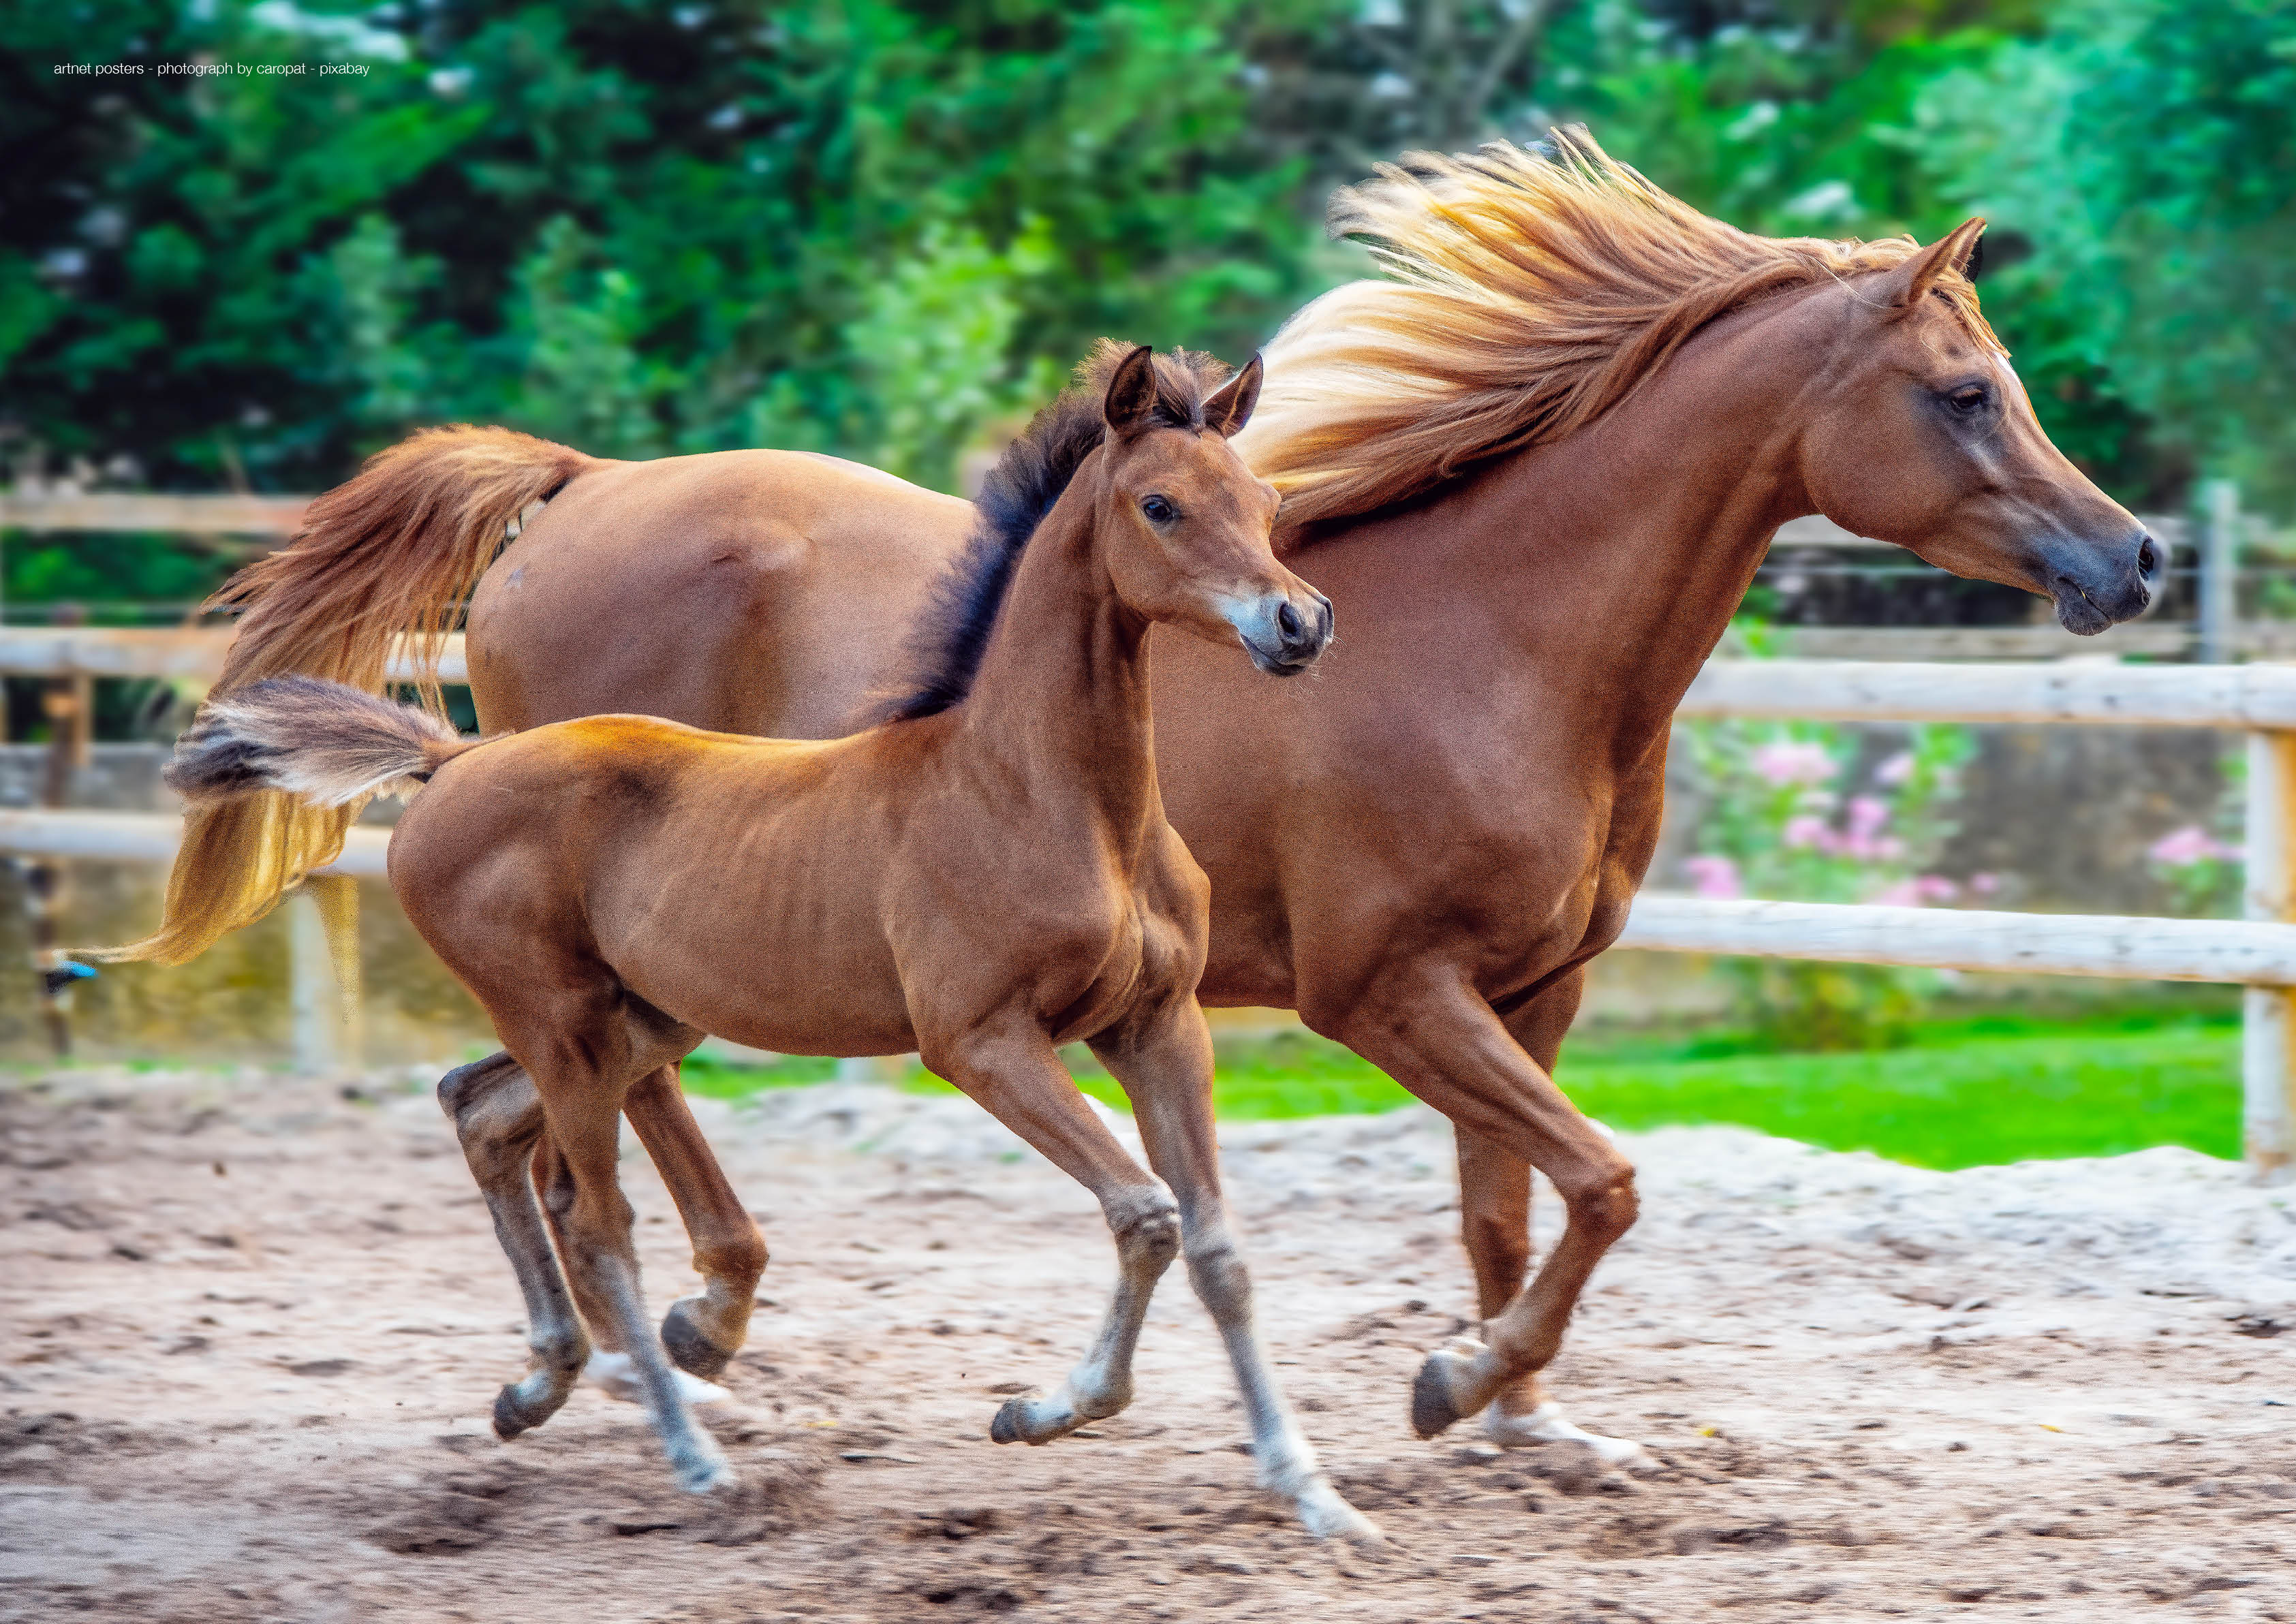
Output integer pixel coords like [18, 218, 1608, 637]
[4, 626, 2295, 1179]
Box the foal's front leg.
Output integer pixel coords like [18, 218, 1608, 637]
[926, 1020, 1181, 1445]
[1093, 1001, 1380, 1544]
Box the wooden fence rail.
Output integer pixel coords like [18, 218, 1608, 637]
[5, 642, 2293, 1181]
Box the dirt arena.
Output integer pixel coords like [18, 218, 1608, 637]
[4, 1065, 2292, 1623]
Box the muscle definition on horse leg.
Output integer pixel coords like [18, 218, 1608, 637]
[114, 130, 2159, 1462]
[146, 347, 1376, 1539]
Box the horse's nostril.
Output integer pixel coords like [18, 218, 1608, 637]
[1277, 602, 1303, 641]
[2137, 536, 2160, 576]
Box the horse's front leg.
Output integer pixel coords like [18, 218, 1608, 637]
[925, 1018, 1180, 1445]
[1459, 969, 1651, 1466]
[1316, 963, 1645, 1456]
[1093, 999, 1380, 1544]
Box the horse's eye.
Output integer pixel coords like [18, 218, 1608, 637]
[1947, 384, 1989, 414]
[1141, 495, 1177, 524]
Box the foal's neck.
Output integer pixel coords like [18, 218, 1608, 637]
[953, 469, 1161, 845]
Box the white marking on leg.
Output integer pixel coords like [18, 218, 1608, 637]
[585, 1349, 730, 1406]
[1183, 1217, 1381, 1544]
[1485, 1398, 1655, 1470]
[993, 1184, 1177, 1446]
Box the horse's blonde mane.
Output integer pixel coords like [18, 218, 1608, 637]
[1236, 127, 2001, 534]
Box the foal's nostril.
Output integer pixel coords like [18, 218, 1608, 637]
[1277, 601, 1303, 642]
[2137, 535, 2160, 578]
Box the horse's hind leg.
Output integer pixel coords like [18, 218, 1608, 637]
[925, 1020, 1180, 1446]
[437, 1052, 590, 1437]
[621, 1063, 769, 1377]
[1092, 1001, 1379, 1544]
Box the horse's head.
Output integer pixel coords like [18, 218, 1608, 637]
[1798, 221, 2158, 635]
[1096, 345, 1331, 674]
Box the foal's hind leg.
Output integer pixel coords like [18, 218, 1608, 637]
[922, 1019, 1181, 1446]
[437, 1053, 590, 1437]
[512, 1003, 732, 1493]
[1093, 1002, 1379, 1544]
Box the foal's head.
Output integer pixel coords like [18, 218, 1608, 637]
[1797, 221, 2157, 634]
[1090, 344, 1330, 674]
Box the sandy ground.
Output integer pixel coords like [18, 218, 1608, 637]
[3, 1066, 2293, 1624]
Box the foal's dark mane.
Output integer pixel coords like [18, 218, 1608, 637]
[874, 341, 1231, 723]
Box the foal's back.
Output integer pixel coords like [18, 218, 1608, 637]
[388, 710, 935, 1058]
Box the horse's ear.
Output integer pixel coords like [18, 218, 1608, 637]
[1202, 353, 1265, 439]
[1880, 218, 1986, 315]
[1102, 345, 1160, 438]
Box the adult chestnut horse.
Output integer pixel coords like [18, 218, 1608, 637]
[113, 134, 2156, 1459]
[150, 347, 1374, 1534]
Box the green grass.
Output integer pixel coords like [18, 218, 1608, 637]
[679, 1000, 2243, 1171]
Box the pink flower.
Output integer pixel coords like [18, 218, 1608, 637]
[1875, 751, 1916, 786]
[1869, 879, 1921, 906]
[2148, 826, 2236, 866]
[1751, 740, 1837, 787]
[1683, 855, 1743, 900]
[1782, 814, 1831, 850]
[1846, 796, 1890, 838]
[1914, 874, 1959, 903]
[1874, 836, 1906, 861]
[1968, 872, 2000, 895]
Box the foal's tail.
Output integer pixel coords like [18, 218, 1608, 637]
[161, 676, 484, 811]
[102, 426, 592, 965]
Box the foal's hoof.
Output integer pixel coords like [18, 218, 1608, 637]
[1297, 1478, 1386, 1547]
[493, 1381, 564, 1441]
[661, 1299, 739, 1380]
[1409, 1337, 1489, 1441]
[990, 1392, 1039, 1446]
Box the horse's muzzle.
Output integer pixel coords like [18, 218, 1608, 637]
[2045, 527, 2156, 636]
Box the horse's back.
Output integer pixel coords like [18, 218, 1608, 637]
[465, 448, 972, 740]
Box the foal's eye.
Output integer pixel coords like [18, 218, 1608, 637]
[1946, 384, 1990, 415]
[1141, 495, 1177, 524]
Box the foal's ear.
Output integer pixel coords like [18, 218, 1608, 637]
[1102, 345, 1160, 438]
[1202, 352, 1265, 439]
[1878, 218, 1987, 316]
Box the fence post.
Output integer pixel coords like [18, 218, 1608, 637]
[288, 877, 363, 1075]
[2243, 730, 2296, 1183]
[2201, 480, 2240, 665]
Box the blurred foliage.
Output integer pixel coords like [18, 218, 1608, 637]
[1, 0, 1335, 498]
[1, 0, 2289, 544]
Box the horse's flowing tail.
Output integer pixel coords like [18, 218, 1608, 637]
[99, 426, 592, 965]
[164, 677, 482, 809]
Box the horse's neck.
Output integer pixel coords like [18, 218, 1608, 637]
[1397, 290, 1830, 754]
[955, 484, 1161, 845]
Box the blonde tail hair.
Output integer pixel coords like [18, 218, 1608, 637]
[96, 426, 592, 965]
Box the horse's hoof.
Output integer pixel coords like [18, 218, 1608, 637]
[661, 1300, 737, 1380]
[1410, 1354, 1466, 1440]
[1485, 1399, 1656, 1471]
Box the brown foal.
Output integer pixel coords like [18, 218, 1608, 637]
[151, 346, 1376, 1537]
[117, 134, 2158, 1466]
